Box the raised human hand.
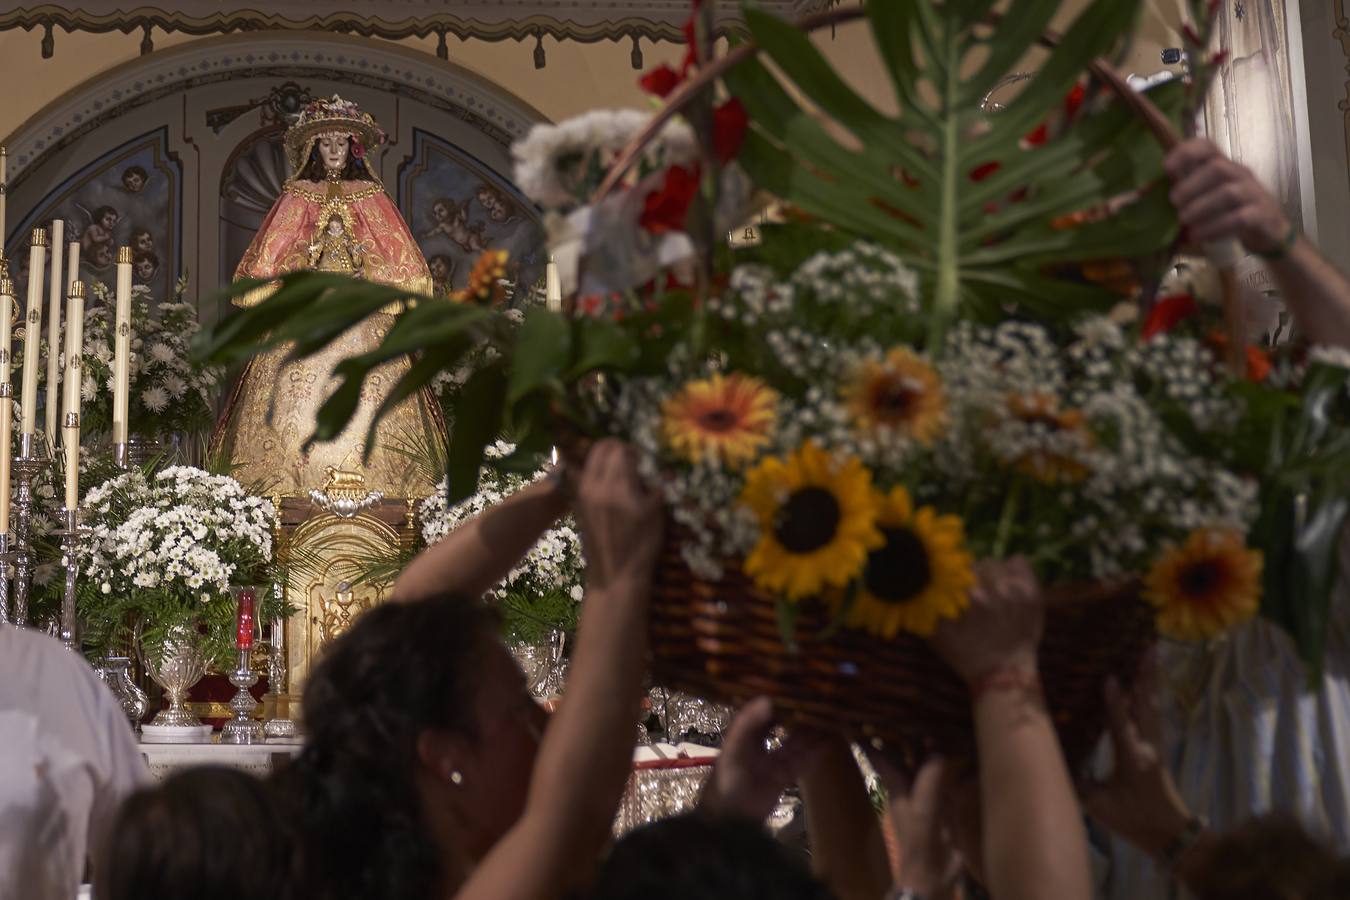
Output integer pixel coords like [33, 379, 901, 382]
[1165, 138, 1293, 255]
[1082, 654, 1196, 860]
[699, 697, 822, 822]
[573, 439, 664, 592]
[930, 557, 1044, 686]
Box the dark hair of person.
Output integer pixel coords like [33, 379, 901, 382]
[135, 251, 159, 267]
[97, 766, 300, 900]
[591, 814, 832, 900]
[122, 165, 148, 183]
[1190, 814, 1346, 900]
[296, 135, 375, 183]
[275, 593, 499, 900]
[93, 205, 118, 225]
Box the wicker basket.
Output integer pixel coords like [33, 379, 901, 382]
[650, 532, 1154, 772]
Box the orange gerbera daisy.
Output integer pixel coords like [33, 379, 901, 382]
[1005, 393, 1093, 484]
[843, 348, 946, 445]
[1144, 528, 1263, 640]
[452, 249, 510, 305]
[662, 372, 778, 468]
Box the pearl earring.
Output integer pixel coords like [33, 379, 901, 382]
[450, 770, 464, 785]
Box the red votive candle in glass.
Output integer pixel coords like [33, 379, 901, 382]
[235, 587, 256, 651]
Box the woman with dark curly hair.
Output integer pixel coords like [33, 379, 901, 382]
[280, 439, 662, 900]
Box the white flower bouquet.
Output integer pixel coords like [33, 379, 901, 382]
[76, 465, 289, 667]
[418, 442, 583, 642]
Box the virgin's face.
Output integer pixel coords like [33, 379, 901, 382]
[318, 134, 350, 172]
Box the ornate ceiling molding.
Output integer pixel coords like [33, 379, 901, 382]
[3, 31, 549, 183]
[0, 2, 834, 46]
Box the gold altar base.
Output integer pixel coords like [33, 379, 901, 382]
[278, 495, 419, 699]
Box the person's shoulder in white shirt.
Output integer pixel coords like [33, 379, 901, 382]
[0, 626, 149, 900]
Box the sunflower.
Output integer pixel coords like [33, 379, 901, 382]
[662, 372, 779, 468]
[452, 249, 510, 305]
[1005, 393, 1093, 484]
[837, 486, 974, 638]
[843, 348, 946, 445]
[740, 441, 883, 601]
[1144, 528, 1262, 640]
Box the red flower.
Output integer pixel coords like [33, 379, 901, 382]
[640, 165, 700, 235]
[713, 98, 749, 164]
[681, 13, 699, 74]
[1064, 83, 1086, 119]
[970, 160, 1001, 182]
[640, 64, 683, 98]
[1206, 331, 1272, 382]
[1024, 122, 1049, 147]
[1142, 294, 1199, 339]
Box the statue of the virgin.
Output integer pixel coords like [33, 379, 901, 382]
[211, 95, 442, 498]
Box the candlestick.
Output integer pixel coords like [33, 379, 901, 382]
[8, 445, 49, 626]
[546, 255, 562, 313]
[62, 283, 84, 512]
[263, 609, 298, 740]
[55, 506, 83, 653]
[0, 147, 7, 279]
[112, 246, 132, 465]
[44, 220, 63, 443]
[0, 278, 13, 541]
[19, 229, 46, 438]
[222, 585, 264, 744]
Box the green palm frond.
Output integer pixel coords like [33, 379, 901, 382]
[726, 0, 1184, 350]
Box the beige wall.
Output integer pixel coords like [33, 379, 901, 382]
[1, 3, 1184, 145]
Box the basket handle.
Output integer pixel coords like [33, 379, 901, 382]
[590, 7, 1247, 375]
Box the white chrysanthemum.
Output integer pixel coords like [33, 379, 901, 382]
[148, 342, 175, 364]
[140, 386, 169, 411]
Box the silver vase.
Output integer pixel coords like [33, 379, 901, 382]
[95, 656, 149, 730]
[139, 624, 209, 727]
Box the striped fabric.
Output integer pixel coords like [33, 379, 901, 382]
[1105, 534, 1350, 899]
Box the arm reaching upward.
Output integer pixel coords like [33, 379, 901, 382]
[452, 441, 663, 900]
[391, 473, 570, 604]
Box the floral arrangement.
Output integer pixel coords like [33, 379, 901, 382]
[77, 465, 290, 667]
[197, 0, 1350, 678]
[83, 277, 223, 439]
[419, 441, 583, 643]
[9, 277, 223, 444]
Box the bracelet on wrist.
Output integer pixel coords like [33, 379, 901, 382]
[968, 664, 1041, 701]
[1257, 222, 1298, 261]
[1160, 815, 1207, 871]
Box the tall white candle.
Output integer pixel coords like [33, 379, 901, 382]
[0, 147, 7, 271]
[0, 276, 14, 535]
[19, 229, 46, 438]
[112, 246, 132, 446]
[62, 281, 84, 511]
[67, 241, 79, 290]
[44, 220, 64, 442]
[545, 255, 562, 313]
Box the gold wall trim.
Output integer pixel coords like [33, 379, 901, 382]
[0, 2, 834, 44]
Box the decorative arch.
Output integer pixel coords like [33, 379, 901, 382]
[4, 31, 549, 322]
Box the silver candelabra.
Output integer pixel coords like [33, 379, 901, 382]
[10, 432, 51, 627]
[53, 507, 84, 652]
[221, 647, 264, 744]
